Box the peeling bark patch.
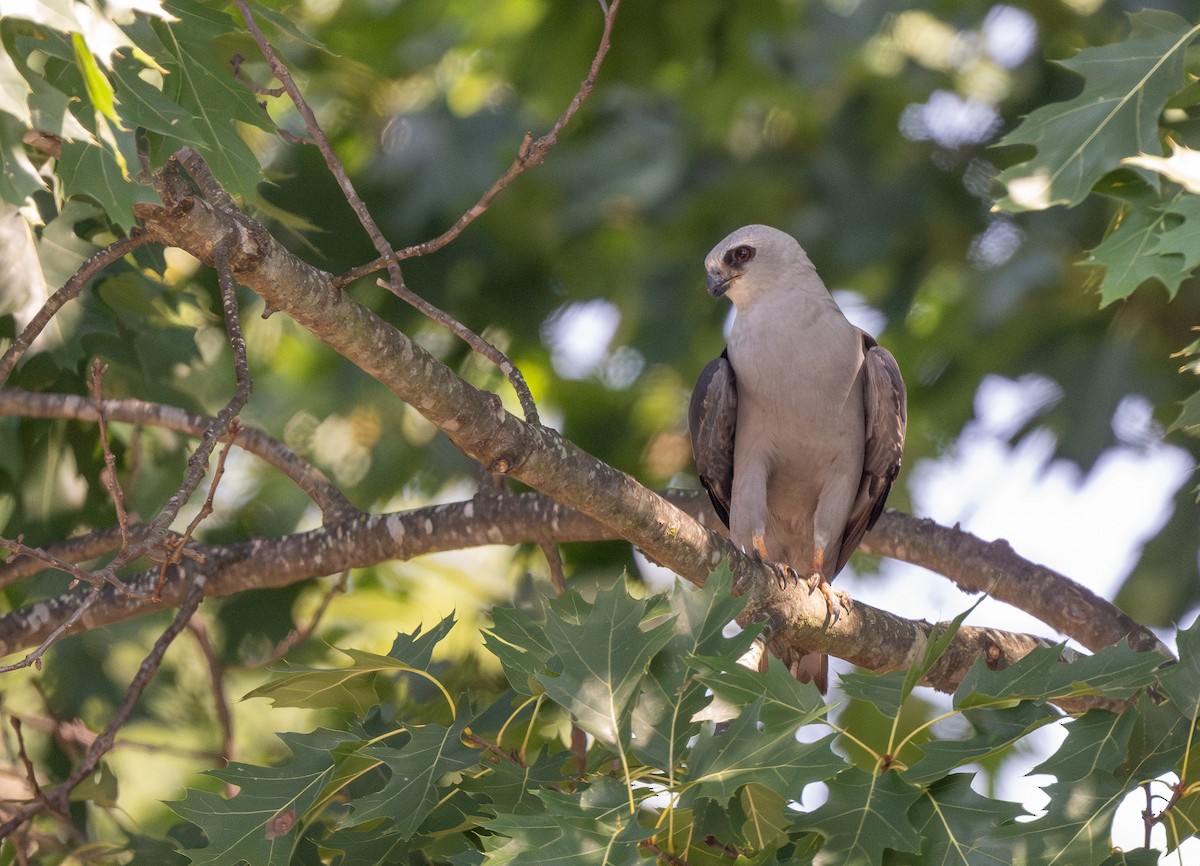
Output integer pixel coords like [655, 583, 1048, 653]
[424, 518, 434, 534]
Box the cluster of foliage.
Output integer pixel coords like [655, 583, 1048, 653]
[171, 572, 1200, 865]
[992, 8, 1200, 430]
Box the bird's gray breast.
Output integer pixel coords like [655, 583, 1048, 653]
[725, 292, 867, 552]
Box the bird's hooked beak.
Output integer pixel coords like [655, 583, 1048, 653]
[707, 270, 734, 298]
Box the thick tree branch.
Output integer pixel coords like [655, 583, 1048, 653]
[0, 491, 1168, 696]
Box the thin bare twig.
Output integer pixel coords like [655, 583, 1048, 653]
[0, 574, 207, 840]
[8, 719, 84, 846]
[229, 52, 287, 98]
[0, 585, 102, 674]
[0, 232, 152, 388]
[187, 615, 236, 796]
[0, 536, 124, 594]
[89, 360, 132, 550]
[376, 278, 542, 424]
[227, 0, 604, 426]
[10, 720, 46, 811]
[238, 571, 349, 668]
[155, 419, 240, 599]
[539, 541, 567, 597]
[0, 525, 130, 590]
[338, 0, 624, 277]
[102, 239, 253, 577]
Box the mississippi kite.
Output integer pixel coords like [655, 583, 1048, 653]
[689, 225, 907, 692]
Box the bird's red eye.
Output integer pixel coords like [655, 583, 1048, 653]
[732, 245, 754, 264]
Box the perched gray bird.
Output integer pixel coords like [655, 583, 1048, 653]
[689, 225, 907, 693]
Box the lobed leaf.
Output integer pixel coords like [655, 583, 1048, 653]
[995, 10, 1199, 212]
[349, 716, 477, 835]
[535, 582, 674, 749]
[681, 698, 842, 808]
[484, 777, 653, 866]
[790, 767, 923, 864]
[172, 728, 354, 866]
[907, 773, 1025, 865]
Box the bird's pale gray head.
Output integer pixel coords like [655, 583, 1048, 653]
[703, 224, 818, 309]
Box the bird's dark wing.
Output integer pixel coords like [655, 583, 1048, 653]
[833, 331, 907, 576]
[689, 350, 737, 528]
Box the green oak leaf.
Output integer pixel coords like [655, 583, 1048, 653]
[995, 10, 1199, 211]
[739, 783, 789, 853]
[109, 54, 200, 141]
[790, 767, 922, 864]
[320, 828, 411, 866]
[903, 702, 1057, 785]
[0, 114, 43, 203]
[907, 773, 1025, 865]
[349, 716, 477, 836]
[57, 136, 157, 228]
[242, 660, 383, 715]
[386, 612, 456, 668]
[25, 63, 95, 142]
[1038, 709, 1137, 784]
[245, 616, 456, 715]
[631, 565, 757, 769]
[1119, 696, 1191, 785]
[691, 653, 826, 731]
[172, 728, 355, 866]
[954, 644, 1063, 708]
[1160, 614, 1200, 718]
[484, 777, 653, 866]
[483, 605, 554, 696]
[1170, 389, 1200, 437]
[458, 748, 567, 816]
[1086, 182, 1188, 305]
[535, 582, 674, 748]
[1043, 640, 1164, 700]
[1086, 179, 1200, 305]
[993, 771, 1125, 864]
[152, 0, 274, 202]
[681, 698, 842, 807]
[0, 43, 31, 125]
[1142, 196, 1200, 286]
